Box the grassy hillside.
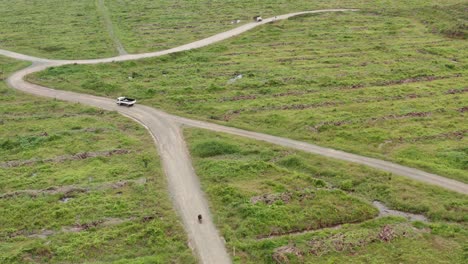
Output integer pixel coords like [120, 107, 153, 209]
[0, 0, 115, 59]
[185, 128, 467, 263]
[0, 56, 195, 263]
[30, 9, 468, 181]
[105, 0, 466, 53]
[1, 1, 465, 58]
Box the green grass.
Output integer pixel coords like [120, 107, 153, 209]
[0, 56, 195, 263]
[30, 8, 468, 182]
[104, 0, 466, 53]
[185, 128, 468, 263]
[0, 0, 116, 59]
[2, 1, 465, 58]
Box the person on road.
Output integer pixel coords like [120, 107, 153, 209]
[198, 214, 203, 223]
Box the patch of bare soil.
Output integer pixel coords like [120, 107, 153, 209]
[458, 106, 468, 113]
[0, 178, 146, 199]
[373, 201, 428, 222]
[0, 149, 131, 168]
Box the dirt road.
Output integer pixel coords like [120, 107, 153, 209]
[7, 65, 231, 263]
[2, 8, 467, 264]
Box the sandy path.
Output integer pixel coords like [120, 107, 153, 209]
[2, 8, 466, 264]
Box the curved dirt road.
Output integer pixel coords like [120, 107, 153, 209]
[2, 8, 467, 264]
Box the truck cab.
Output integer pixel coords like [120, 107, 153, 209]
[116, 97, 136, 107]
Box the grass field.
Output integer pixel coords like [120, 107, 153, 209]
[185, 128, 468, 263]
[30, 8, 468, 181]
[3, 1, 467, 263]
[104, 0, 467, 53]
[1, 1, 465, 58]
[0, 56, 195, 263]
[0, 0, 115, 59]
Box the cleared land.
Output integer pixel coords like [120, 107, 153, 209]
[30, 8, 468, 181]
[0, 56, 195, 263]
[185, 128, 467, 263]
[0, 0, 115, 59]
[104, 0, 466, 53]
[1, 1, 465, 58]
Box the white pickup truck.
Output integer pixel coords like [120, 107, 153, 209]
[116, 97, 136, 107]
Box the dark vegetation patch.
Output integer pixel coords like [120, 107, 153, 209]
[192, 140, 240, 157]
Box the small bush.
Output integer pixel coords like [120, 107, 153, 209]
[192, 140, 240, 158]
[340, 179, 354, 191]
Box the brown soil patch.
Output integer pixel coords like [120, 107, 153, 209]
[458, 106, 468, 113]
[0, 178, 147, 199]
[373, 201, 428, 222]
[0, 149, 131, 168]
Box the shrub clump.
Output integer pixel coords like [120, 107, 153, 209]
[192, 140, 240, 158]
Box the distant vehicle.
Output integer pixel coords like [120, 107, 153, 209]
[116, 97, 136, 107]
[253, 16, 263, 22]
